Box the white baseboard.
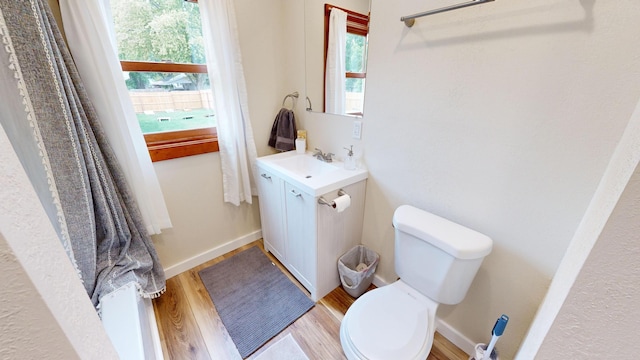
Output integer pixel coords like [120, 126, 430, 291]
[163, 230, 262, 279]
[371, 273, 389, 288]
[435, 318, 476, 356]
[368, 274, 474, 356]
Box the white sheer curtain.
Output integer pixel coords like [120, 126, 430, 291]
[325, 8, 347, 115]
[58, 0, 172, 234]
[199, 0, 258, 206]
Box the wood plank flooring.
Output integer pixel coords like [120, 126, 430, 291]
[153, 240, 468, 360]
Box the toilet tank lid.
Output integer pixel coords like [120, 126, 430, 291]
[393, 205, 492, 260]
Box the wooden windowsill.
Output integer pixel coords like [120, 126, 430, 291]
[144, 127, 218, 162]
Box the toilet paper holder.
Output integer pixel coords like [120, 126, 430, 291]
[318, 189, 348, 208]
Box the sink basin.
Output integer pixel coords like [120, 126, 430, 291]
[272, 154, 339, 178]
[256, 151, 368, 196]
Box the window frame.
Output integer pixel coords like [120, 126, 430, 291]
[116, 29, 217, 164]
[323, 4, 369, 115]
[120, 60, 218, 162]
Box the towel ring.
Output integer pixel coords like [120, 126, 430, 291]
[282, 91, 299, 110]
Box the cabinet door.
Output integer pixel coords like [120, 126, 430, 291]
[284, 182, 317, 293]
[256, 167, 286, 262]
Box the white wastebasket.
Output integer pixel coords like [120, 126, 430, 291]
[338, 245, 379, 298]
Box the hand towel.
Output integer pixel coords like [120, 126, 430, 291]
[268, 108, 297, 151]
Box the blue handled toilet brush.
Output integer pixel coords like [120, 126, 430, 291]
[483, 314, 509, 360]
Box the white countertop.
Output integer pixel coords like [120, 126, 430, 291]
[256, 151, 368, 196]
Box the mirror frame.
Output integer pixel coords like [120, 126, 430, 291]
[304, 0, 371, 117]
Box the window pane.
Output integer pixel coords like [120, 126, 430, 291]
[110, 0, 205, 64]
[345, 78, 365, 114]
[345, 33, 367, 73]
[125, 71, 215, 134]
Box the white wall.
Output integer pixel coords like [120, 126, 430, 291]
[236, 0, 294, 156]
[516, 98, 640, 358]
[536, 157, 640, 358]
[0, 233, 79, 360]
[299, 0, 640, 358]
[151, 153, 262, 275]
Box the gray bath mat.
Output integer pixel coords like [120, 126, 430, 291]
[198, 246, 314, 358]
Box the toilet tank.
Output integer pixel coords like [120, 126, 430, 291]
[393, 205, 492, 305]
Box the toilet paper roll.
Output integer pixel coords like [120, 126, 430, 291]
[333, 194, 351, 213]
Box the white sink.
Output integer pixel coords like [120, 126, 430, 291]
[256, 151, 368, 196]
[272, 154, 340, 178]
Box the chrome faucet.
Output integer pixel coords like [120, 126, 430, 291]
[313, 148, 334, 162]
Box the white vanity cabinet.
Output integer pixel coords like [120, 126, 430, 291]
[283, 182, 317, 292]
[256, 167, 286, 261]
[256, 152, 368, 301]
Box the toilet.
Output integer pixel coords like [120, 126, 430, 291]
[340, 205, 493, 359]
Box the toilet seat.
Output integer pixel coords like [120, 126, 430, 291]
[341, 281, 436, 360]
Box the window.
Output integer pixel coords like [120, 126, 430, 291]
[110, 0, 217, 161]
[324, 4, 369, 116]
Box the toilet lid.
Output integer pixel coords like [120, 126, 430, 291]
[345, 285, 430, 359]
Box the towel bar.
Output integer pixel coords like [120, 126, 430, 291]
[401, 0, 495, 27]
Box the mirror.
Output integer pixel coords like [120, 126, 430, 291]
[304, 0, 371, 117]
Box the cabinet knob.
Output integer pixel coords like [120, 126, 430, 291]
[261, 173, 271, 180]
[289, 189, 302, 198]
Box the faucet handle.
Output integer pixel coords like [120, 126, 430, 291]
[325, 153, 334, 161]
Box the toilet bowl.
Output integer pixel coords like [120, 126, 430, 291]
[340, 280, 438, 360]
[340, 205, 492, 359]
